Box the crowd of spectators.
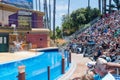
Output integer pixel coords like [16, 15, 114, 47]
[68, 11, 120, 80]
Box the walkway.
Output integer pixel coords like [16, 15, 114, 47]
[70, 53, 91, 79]
[59, 53, 91, 80]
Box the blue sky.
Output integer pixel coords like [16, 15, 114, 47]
[33, 0, 110, 29]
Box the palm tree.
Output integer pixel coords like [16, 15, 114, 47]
[36, 0, 37, 10]
[39, 0, 41, 11]
[68, 0, 70, 16]
[53, 0, 56, 42]
[88, 0, 90, 8]
[102, 0, 106, 14]
[98, 0, 101, 13]
[109, 0, 112, 13]
[43, 0, 46, 28]
[113, 0, 120, 10]
[45, 0, 49, 29]
[49, 0, 51, 30]
[43, 0, 49, 29]
[104, 0, 107, 14]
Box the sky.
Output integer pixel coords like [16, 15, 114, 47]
[33, 0, 110, 29]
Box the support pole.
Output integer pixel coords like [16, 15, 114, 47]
[62, 58, 65, 74]
[18, 65, 25, 80]
[69, 52, 71, 63]
[48, 66, 50, 80]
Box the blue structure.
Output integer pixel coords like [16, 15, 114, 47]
[1, 0, 33, 9]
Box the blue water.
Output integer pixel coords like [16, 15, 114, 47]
[0, 49, 70, 80]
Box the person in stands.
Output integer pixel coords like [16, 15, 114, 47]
[94, 58, 115, 80]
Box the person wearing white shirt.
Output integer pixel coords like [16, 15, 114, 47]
[94, 58, 115, 80]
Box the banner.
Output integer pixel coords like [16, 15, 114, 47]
[2, 0, 33, 9]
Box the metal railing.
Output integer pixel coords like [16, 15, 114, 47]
[67, 16, 100, 40]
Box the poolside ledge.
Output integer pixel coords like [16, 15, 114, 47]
[29, 47, 58, 52]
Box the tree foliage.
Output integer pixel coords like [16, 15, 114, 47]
[50, 26, 62, 39]
[55, 26, 62, 39]
[62, 7, 100, 36]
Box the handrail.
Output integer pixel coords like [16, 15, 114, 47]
[67, 16, 100, 40]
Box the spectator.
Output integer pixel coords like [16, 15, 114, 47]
[94, 58, 115, 80]
[93, 46, 102, 61]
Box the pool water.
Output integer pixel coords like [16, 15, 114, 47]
[0, 49, 70, 80]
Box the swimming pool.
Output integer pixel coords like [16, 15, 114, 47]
[0, 49, 70, 80]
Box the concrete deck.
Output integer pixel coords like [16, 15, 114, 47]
[0, 51, 36, 64]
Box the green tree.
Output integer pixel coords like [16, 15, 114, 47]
[62, 7, 100, 36]
[55, 26, 62, 39]
[62, 15, 72, 36]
